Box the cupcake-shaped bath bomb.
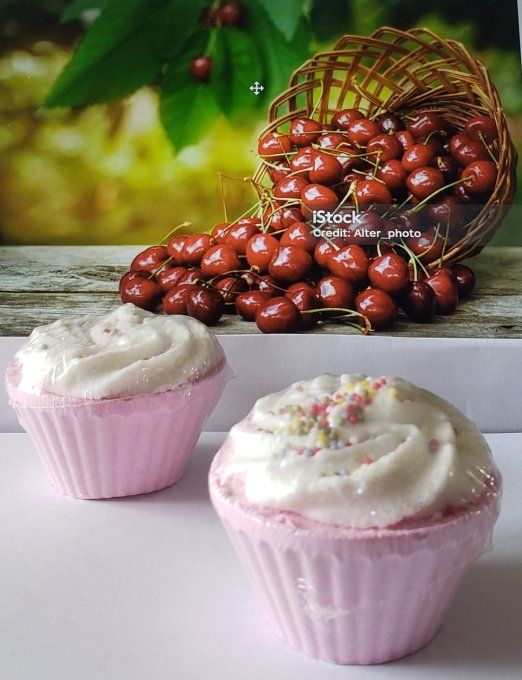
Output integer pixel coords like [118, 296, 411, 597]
[7, 304, 229, 499]
[209, 374, 500, 664]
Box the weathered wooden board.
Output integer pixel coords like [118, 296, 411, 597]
[1, 246, 521, 337]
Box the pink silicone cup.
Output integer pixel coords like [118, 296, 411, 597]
[7, 359, 229, 500]
[209, 448, 501, 665]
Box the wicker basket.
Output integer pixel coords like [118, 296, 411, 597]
[253, 27, 517, 266]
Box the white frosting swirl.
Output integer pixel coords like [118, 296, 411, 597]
[218, 374, 494, 529]
[14, 304, 225, 399]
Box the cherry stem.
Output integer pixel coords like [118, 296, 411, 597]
[204, 23, 219, 58]
[479, 132, 499, 166]
[398, 239, 429, 277]
[409, 178, 467, 214]
[160, 221, 192, 245]
[148, 256, 172, 279]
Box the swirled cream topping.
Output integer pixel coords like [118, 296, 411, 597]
[218, 374, 494, 529]
[14, 304, 225, 399]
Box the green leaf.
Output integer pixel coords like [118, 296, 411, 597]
[310, 0, 350, 41]
[46, 0, 207, 107]
[159, 33, 221, 150]
[256, 0, 304, 40]
[61, 0, 108, 24]
[211, 28, 263, 116]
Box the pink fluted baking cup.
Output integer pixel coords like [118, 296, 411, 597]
[209, 455, 500, 665]
[7, 359, 229, 499]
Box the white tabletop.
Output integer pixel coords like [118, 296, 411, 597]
[0, 432, 520, 680]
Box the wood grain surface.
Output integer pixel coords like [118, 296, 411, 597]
[1, 246, 521, 337]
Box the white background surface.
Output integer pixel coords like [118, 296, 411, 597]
[0, 431, 520, 680]
[1, 335, 522, 433]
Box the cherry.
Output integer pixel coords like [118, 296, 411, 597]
[317, 132, 350, 150]
[344, 210, 383, 245]
[464, 115, 497, 144]
[301, 183, 339, 216]
[355, 288, 397, 330]
[452, 140, 488, 166]
[426, 197, 465, 229]
[166, 235, 188, 263]
[367, 134, 402, 161]
[289, 117, 322, 147]
[268, 244, 312, 283]
[179, 268, 204, 285]
[347, 118, 381, 146]
[182, 233, 213, 266]
[289, 147, 316, 180]
[449, 133, 471, 156]
[313, 238, 344, 268]
[201, 244, 240, 277]
[462, 160, 497, 194]
[120, 273, 162, 311]
[274, 176, 309, 200]
[332, 108, 363, 130]
[435, 155, 458, 181]
[398, 280, 436, 322]
[377, 159, 407, 193]
[163, 283, 193, 315]
[245, 233, 279, 272]
[355, 178, 392, 206]
[186, 285, 225, 325]
[235, 290, 272, 321]
[402, 143, 435, 172]
[215, 276, 248, 304]
[452, 182, 476, 204]
[255, 297, 302, 333]
[130, 246, 168, 273]
[269, 161, 291, 184]
[327, 244, 369, 286]
[280, 222, 318, 252]
[217, 1, 244, 26]
[285, 282, 317, 297]
[256, 275, 280, 296]
[389, 210, 419, 233]
[406, 111, 445, 139]
[368, 253, 409, 294]
[406, 167, 444, 200]
[396, 130, 415, 150]
[451, 264, 476, 297]
[376, 113, 404, 134]
[211, 223, 231, 243]
[156, 265, 187, 292]
[286, 287, 320, 329]
[423, 137, 443, 156]
[263, 205, 302, 232]
[317, 275, 354, 308]
[223, 221, 260, 255]
[407, 228, 444, 263]
[258, 132, 291, 160]
[190, 56, 212, 82]
[119, 270, 148, 294]
[425, 269, 459, 315]
[309, 152, 343, 185]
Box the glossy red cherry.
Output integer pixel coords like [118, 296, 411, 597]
[274, 176, 309, 201]
[179, 268, 204, 285]
[258, 133, 292, 160]
[355, 179, 393, 206]
[452, 182, 476, 204]
[398, 280, 436, 322]
[448, 133, 470, 156]
[332, 108, 363, 130]
[462, 160, 497, 194]
[376, 112, 404, 134]
[217, 1, 244, 26]
[256, 275, 280, 296]
[450, 264, 476, 297]
[347, 118, 381, 146]
[313, 237, 344, 268]
[406, 111, 446, 139]
[464, 115, 497, 144]
[156, 266, 187, 292]
[425, 269, 459, 315]
[166, 235, 188, 263]
[309, 152, 343, 185]
[268, 245, 312, 283]
[368, 253, 409, 294]
[317, 275, 354, 309]
[215, 276, 248, 304]
[402, 143, 435, 172]
[355, 288, 397, 330]
[317, 132, 350, 150]
[255, 297, 302, 333]
[452, 140, 488, 166]
[190, 56, 212, 82]
[344, 210, 383, 245]
[426, 197, 465, 229]
[407, 228, 444, 263]
[130, 246, 168, 273]
[162, 283, 193, 315]
[286, 287, 320, 329]
[119, 270, 148, 294]
[280, 222, 318, 252]
[376, 160, 407, 193]
[327, 244, 369, 286]
[289, 147, 316, 180]
[210, 222, 231, 243]
[289, 117, 322, 147]
[301, 183, 339, 216]
[396, 130, 415, 150]
[200, 244, 241, 277]
[367, 134, 402, 162]
[269, 161, 291, 184]
[223, 221, 260, 255]
[406, 167, 444, 200]
[182, 233, 213, 266]
[245, 233, 279, 272]
[263, 205, 302, 233]
[235, 290, 272, 321]
[120, 273, 162, 311]
[186, 285, 225, 325]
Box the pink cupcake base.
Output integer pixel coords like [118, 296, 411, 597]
[7, 361, 228, 499]
[210, 465, 500, 665]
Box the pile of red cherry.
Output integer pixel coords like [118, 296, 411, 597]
[119, 106, 499, 333]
